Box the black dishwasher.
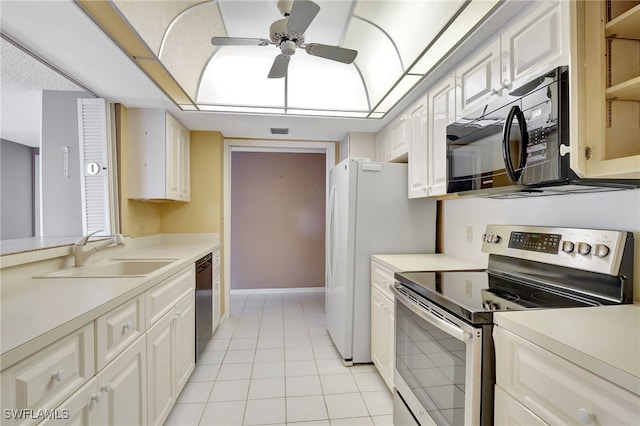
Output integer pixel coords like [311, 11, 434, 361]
[195, 253, 213, 362]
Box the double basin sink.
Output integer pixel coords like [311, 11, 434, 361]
[36, 258, 178, 279]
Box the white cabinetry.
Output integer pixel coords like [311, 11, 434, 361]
[370, 260, 395, 391]
[376, 115, 410, 163]
[212, 248, 221, 329]
[128, 109, 190, 202]
[408, 96, 429, 198]
[428, 76, 456, 197]
[456, 1, 569, 119]
[0, 324, 95, 426]
[146, 292, 194, 426]
[96, 336, 147, 426]
[494, 326, 640, 426]
[375, 127, 389, 162]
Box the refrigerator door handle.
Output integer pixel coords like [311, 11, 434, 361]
[326, 185, 336, 288]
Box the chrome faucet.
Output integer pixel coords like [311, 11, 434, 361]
[74, 230, 124, 267]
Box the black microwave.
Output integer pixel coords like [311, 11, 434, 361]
[446, 66, 638, 197]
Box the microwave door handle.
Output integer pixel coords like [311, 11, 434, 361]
[502, 105, 528, 182]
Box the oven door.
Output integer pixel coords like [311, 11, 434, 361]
[392, 283, 482, 426]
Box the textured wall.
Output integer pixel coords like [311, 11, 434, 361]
[230, 151, 326, 290]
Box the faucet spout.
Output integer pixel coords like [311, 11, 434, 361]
[74, 233, 124, 267]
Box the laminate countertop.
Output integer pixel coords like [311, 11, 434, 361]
[371, 253, 485, 272]
[1, 234, 220, 368]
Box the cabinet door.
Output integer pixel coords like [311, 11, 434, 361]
[375, 127, 389, 162]
[97, 336, 147, 426]
[40, 378, 100, 426]
[165, 114, 182, 201]
[174, 292, 195, 395]
[501, 1, 567, 92]
[385, 297, 395, 390]
[428, 76, 456, 196]
[370, 287, 392, 391]
[178, 126, 190, 201]
[408, 98, 429, 198]
[389, 114, 410, 162]
[456, 39, 502, 118]
[146, 310, 175, 426]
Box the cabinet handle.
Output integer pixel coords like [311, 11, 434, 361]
[577, 408, 595, 424]
[91, 392, 103, 403]
[101, 383, 113, 394]
[51, 369, 65, 382]
[123, 321, 133, 332]
[502, 79, 512, 91]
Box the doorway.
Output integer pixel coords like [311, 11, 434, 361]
[223, 140, 336, 317]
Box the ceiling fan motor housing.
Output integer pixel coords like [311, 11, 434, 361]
[270, 18, 305, 48]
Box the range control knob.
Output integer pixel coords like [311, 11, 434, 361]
[577, 242, 592, 255]
[492, 235, 502, 243]
[594, 244, 610, 258]
[562, 241, 575, 253]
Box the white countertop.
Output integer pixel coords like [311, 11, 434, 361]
[494, 304, 640, 395]
[371, 253, 485, 272]
[1, 234, 220, 368]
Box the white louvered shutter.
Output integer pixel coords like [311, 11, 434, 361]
[77, 98, 112, 236]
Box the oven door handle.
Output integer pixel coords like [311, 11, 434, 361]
[392, 284, 469, 342]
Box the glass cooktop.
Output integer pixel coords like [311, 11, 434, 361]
[395, 270, 601, 324]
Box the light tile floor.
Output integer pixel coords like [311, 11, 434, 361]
[164, 291, 394, 426]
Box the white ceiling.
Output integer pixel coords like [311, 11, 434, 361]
[0, 0, 521, 143]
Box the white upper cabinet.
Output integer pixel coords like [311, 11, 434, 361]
[428, 76, 456, 197]
[456, 40, 502, 118]
[128, 109, 190, 202]
[375, 127, 389, 162]
[408, 96, 429, 198]
[456, 1, 569, 119]
[388, 114, 411, 162]
[500, 1, 567, 93]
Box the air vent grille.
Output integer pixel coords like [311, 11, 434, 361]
[270, 127, 289, 135]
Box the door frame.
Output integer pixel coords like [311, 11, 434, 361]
[222, 139, 336, 318]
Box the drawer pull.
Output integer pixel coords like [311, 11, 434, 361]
[123, 322, 133, 332]
[101, 383, 113, 394]
[91, 392, 103, 403]
[174, 311, 183, 320]
[51, 369, 66, 382]
[578, 408, 595, 424]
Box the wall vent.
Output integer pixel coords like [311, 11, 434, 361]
[270, 127, 289, 135]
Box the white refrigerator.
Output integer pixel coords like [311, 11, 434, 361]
[325, 158, 437, 363]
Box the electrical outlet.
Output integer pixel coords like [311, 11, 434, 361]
[465, 226, 473, 243]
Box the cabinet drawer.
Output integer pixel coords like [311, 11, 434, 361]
[96, 295, 145, 370]
[371, 261, 394, 300]
[494, 326, 640, 425]
[146, 265, 194, 328]
[0, 324, 94, 426]
[494, 384, 548, 425]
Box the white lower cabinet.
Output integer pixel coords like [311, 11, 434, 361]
[0, 324, 95, 426]
[494, 326, 640, 425]
[146, 310, 175, 426]
[370, 260, 395, 391]
[494, 385, 547, 425]
[96, 336, 147, 426]
[2, 264, 197, 426]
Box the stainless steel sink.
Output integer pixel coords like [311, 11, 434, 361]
[35, 258, 178, 278]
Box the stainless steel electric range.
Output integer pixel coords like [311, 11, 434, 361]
[392, 225, 634, 426]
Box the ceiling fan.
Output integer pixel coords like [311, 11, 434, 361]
[211, 0, 358, 79]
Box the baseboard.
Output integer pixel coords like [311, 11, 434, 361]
[230, 287, 325, 295]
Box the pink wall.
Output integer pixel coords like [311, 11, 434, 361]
[230, 152, 326, 289]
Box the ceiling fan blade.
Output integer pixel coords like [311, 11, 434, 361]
[211, 37, 270, 46]
[268, 54, 290, 79]
[305, 43, 358, 64]
[286, 0, 320, 34]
